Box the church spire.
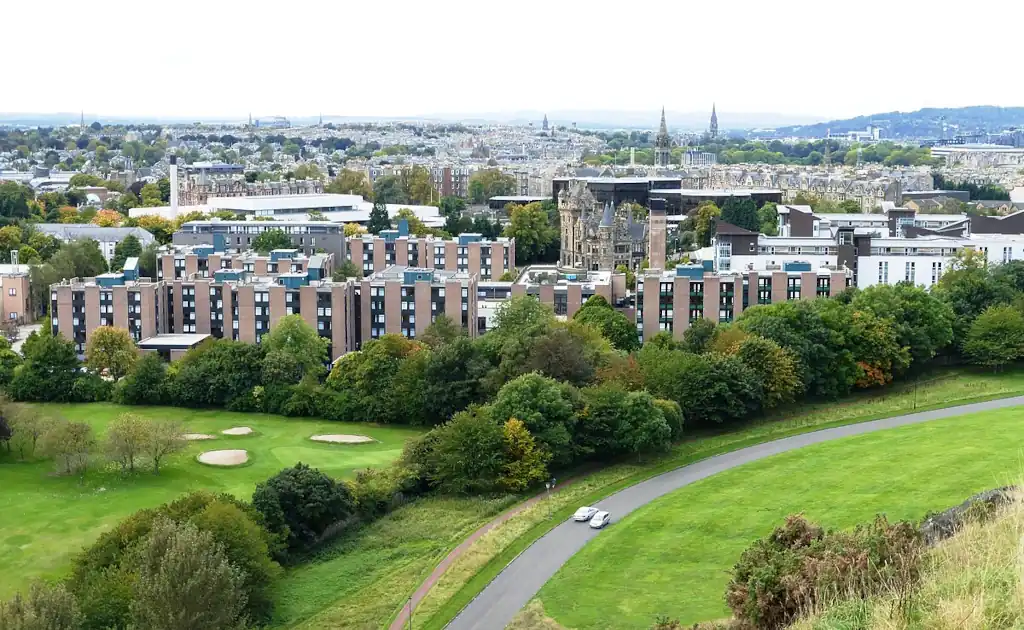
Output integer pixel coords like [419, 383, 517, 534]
[655, 107, 671, 167]
[659, 106, 668, 137]
[709, 103, 719, 139]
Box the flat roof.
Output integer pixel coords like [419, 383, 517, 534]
[650, 188, 782, 196]
[138, 334, 211, 349]
[206, 194, 364, 212]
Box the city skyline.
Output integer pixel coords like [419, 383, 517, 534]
[6, 0, 1024, 122]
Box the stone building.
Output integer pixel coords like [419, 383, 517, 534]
[558, 180, 647, 271]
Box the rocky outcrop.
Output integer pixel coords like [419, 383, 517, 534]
[919, 486, 1017, 546]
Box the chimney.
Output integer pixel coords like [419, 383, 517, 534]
[169, 155, 179, 217]
[648, 198, 667, 271]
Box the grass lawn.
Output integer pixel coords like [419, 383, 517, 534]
[416, 368, 1024, 630]
[538, 405, 1024, 629]
[0, 402, 422, 599]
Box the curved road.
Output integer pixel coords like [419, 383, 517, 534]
[447, 395, 1024, 630]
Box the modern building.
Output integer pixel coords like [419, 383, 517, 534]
[0, 265, 30, 323]
[635, 261, 852, 342]
[51, 253, 358, 360]
[358, 266, 478, 343]
[33, 224, 156, 264]
[173, 220, 347, 258]
[156, 246, 333, 282]
[347, 229, 514, 281]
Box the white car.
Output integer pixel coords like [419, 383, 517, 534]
[573, 506, 599, 522]
[589, 511, 612, 529]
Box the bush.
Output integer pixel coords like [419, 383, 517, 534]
[251, 464, 356, 557]
[725, 514, 921, 630]
[71, 373, 113, 403]
[115, 352, 166, 405]
[0, 581, 83, 630]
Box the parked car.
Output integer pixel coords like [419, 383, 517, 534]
[573, 506, 599, 522]
[589, 510, 612, 529]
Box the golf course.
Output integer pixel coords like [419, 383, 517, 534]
[536, 404, 1024, 628]
[0, 402, 422, 598]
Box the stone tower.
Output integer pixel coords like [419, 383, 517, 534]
[709, 103, 719, 139]
[654, 107, 671, 167]
[542, 114, 549, 131]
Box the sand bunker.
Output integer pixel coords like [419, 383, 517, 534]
[182, 433, 216, 441]
[197, 449, 249, 466]
[309, 434, 375, 444]
[221, 427, 254, 436]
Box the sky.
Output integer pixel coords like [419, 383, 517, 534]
[5, 0, 1024, 124]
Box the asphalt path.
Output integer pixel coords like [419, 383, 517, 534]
[447, 395, 1024, 630]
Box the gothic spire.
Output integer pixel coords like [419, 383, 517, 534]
[659, 106, 668, 136]
[709, 103, 719, 138]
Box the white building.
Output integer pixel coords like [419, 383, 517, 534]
[34, 225, 156, 264]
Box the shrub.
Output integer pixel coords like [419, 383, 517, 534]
[72, 373, 113, 403]
[251, 464, 356, 557]
[116, 352, 167, 405]
[0, 581, 83, 630]
[725, 514, 921, 630]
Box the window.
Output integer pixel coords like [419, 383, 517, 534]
[905, 261, 915, 283]
[877, 261, 889, 284]
[7, 288, 14, 296]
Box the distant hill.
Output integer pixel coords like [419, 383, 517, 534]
[772, 106, 1024, 139]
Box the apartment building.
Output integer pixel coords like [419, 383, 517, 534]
[348, 230, 514, 281]
[52, 251, 357, 361]
[635, 262, 852, 343]
[156, 246, 333, 282]
[358, 266, 478, 343]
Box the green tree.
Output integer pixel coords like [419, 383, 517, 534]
[694, 201, 721, 247]
[325, 169, 372, 197]
[468, 169, 516, 204]
[331, 260, 362, 280]
[758, 202, 779, 235]
[422, 337, 489, 424]
[9, 333, 80, 403]
[85, 326, 137, 379]
[105, 412, 150, 473]
[935, 249, 1017, 346]
[963, 305, 1024, 369]
[720, 198, 759, 232]
[372, 175, 406, 204]
[426, 407, 506, 494]
[735, 336, 801, 408]
[573, 295, 639, 351]
[490, 372, 580, 466]
[41, 419, 95, 475]
[8, 407, 51, 461]
[251, 463, 356, 554]
[116, 352, 166, 406]
[420, 314, 463, 348]
[681, 318, 717, 354]
[503, 202, 557, 263]
[438, 196, 466, 217]
[0, 182, 32, 222]
[129, 518, 247, 630]
[499, 418, 550, 492]
[260, 315, 328, 378]
[401, 165, 435, 204]
[0, 581, 83, 630]
[367, 199, 391, 234]
[110, 234, 143, 271]
[851, 284, 954, 367]
[251, 229, 292, 254]
[165, 339, 265, 408]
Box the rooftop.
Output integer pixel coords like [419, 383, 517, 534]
[138, 334, 211, 349]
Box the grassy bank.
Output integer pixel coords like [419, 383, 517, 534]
[539, 406, 1024, 628]
[793, 491, 1024, 630]
[413, 368, 1024, 630]
[0, 403, 421, 598]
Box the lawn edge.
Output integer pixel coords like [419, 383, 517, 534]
[415, 386, 1024, 630]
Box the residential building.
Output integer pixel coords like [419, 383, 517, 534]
[347, 230, 514, 280]
[635, 262, 852, 342]
[359, 266, 478, 343]
[173, 220, 347, 257]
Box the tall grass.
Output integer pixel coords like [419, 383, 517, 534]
[795, 490, 1024, 630]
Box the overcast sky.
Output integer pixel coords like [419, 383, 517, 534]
[6, 0, 1022, 123]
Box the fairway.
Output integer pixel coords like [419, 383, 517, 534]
[538, 405, 1024, 629]
[0, 403, 422, 598]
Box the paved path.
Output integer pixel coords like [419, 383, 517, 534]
[447, 395, 1024, 630]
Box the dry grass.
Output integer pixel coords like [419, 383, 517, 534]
[793, 490, 1024, 630]
[506, 600, 567, 630]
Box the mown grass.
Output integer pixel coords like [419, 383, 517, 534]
[0, 402, 422, 598]
[538, 406, 1024, 629]
[794, 491, 1024, 630]
[416, 368, 1024, 630]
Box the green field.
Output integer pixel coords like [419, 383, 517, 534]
[538, 405, 1024, 629]
[0, 403, 422, 598]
